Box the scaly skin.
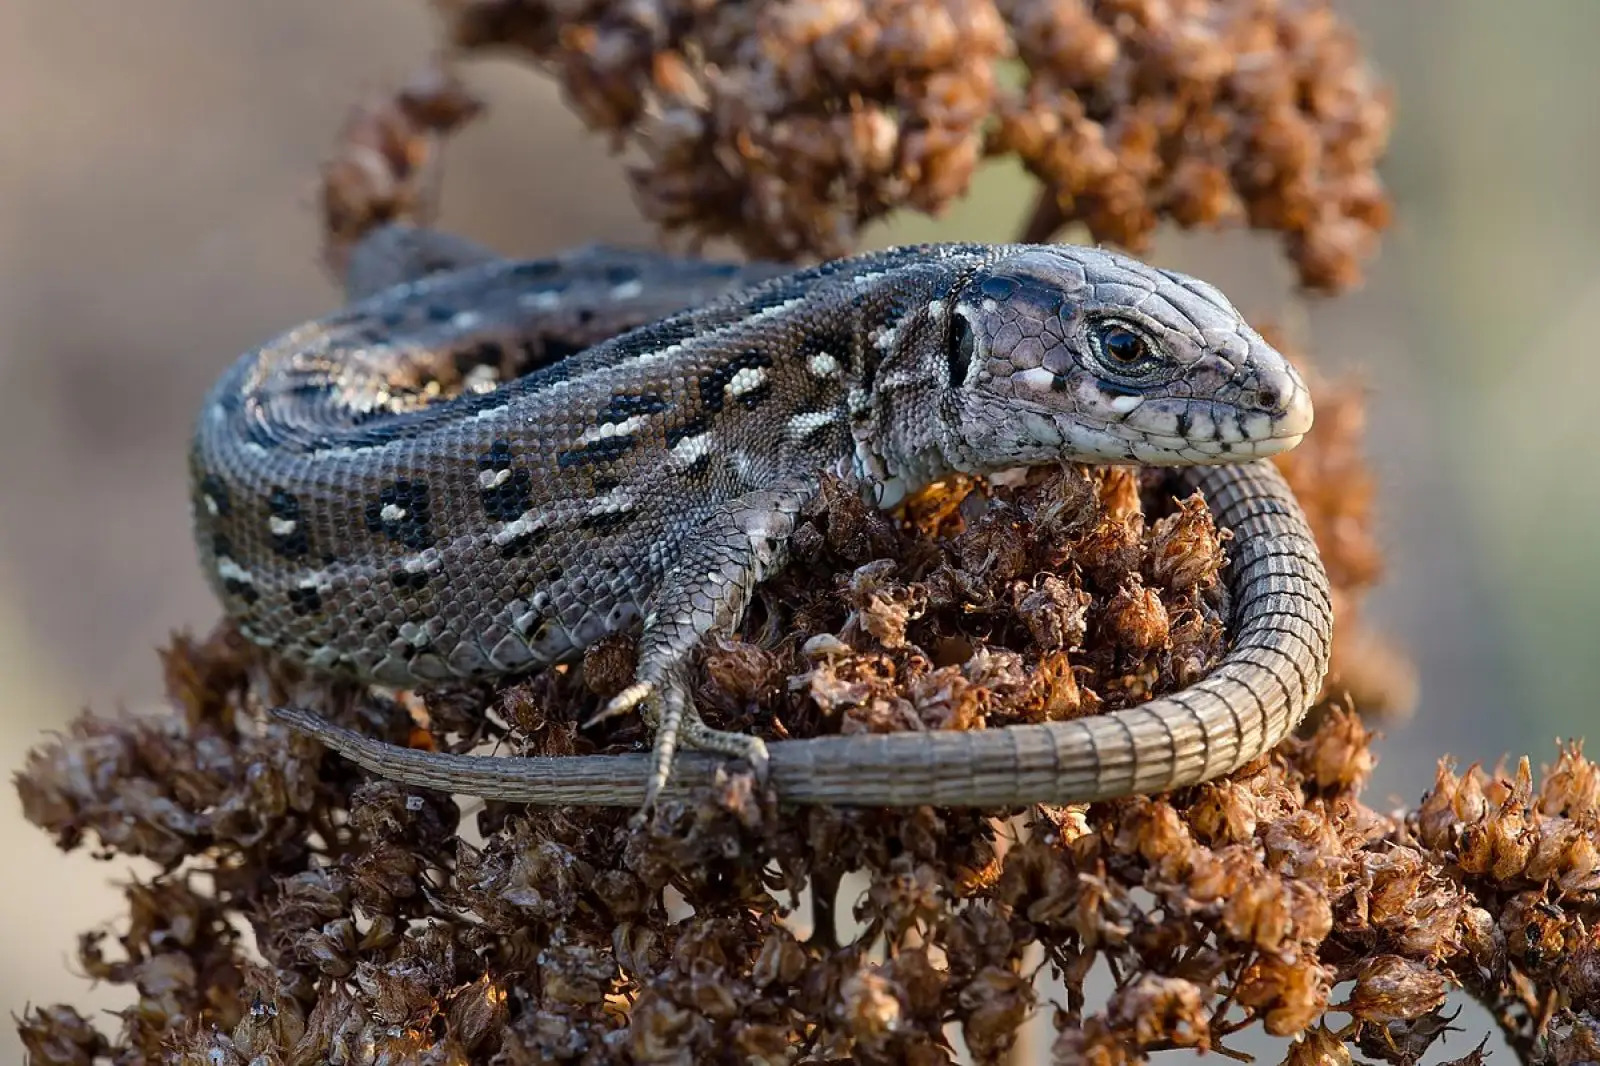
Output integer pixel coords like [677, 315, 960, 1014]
[191, 226, 1327, 809]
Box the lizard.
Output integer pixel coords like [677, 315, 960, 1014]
[191, 224, 1332, 812]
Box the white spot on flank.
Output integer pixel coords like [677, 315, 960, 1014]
[852, 271, 889, 288]
[848, 386, 872, 416]
[379, 503, 407, 523]
[670, 433, 712, 465]
[267, 516, 297, 537]
[575, 413, 648, 445]
[203, 494, 220, 516]
[807, 352, 841, 378]
[875, 324, 899, 351]
[478, 467, 512, 489]
[586, 489, 636, 521]
[401, 550, 443, 573]
[493, 512, 548, 546]
[926, 299, 946, 321]
[215, 557, 254, 585]
[727, 366, 767, 396]
[610, 279, 644, 300]
[451, 310, 483, 330]
[788, 410, 837, 439]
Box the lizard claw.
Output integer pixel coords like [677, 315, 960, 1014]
[584, 680, 654, 729]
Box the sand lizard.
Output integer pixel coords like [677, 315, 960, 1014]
[191, 225, 1331, 811]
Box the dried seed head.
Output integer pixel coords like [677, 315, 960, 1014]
[1343, 955, 1450, 1025]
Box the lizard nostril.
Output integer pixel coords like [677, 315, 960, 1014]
[1256, 380, 1283, 411]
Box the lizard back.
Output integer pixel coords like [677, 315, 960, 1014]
[190, 243, 988, 685]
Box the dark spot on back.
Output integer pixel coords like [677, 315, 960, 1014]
[365, 480, 435, 550]
[604, 392, 668, 420]
[735, 382, 772, 410]
[477, 440, 534, 521]
[557, 435, 635, 469]
[799, 334, 851, 373]
[286, 585, 323, 615]
[223, 578, 260, 605]
[391, 568, 430, 592]
[498, 526, 550, 558]
[604, 264, 639, 285]
[683, 453, 713, 479]
[1175, 409, 1193, 437]
[267, 488, 310, 558]
[699, 350, 772, 413]
[199, 474, 231, 517]
[591, 473, 622, 494]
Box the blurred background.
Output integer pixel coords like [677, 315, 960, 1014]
[2, 2, 1597, 1063]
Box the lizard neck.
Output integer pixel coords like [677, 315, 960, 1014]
[839, 269, 979, 509]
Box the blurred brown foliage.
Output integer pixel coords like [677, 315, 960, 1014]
[17, 1, 1600, 1065]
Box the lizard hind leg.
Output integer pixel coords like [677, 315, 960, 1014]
[587, 478, 817, 813]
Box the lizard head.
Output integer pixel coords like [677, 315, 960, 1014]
[938, 245, 1313, 469]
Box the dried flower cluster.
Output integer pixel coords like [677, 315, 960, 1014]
[319, 67, 485, 279]
[413, 0, 1391, 291]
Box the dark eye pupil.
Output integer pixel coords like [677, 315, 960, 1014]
[1104, 328, 1145, 363]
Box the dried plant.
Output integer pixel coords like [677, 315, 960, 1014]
[16, 2, 1598, 1065]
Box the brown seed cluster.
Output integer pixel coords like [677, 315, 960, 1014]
[996, 0, 1394, 292]
[319, 66, 486, 279]
[17, 458, 1600, 1064]
[424, 0, 1390, 290]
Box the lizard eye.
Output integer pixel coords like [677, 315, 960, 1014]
[1090, 321, 1157, 375]
[947, 313, 976, 387]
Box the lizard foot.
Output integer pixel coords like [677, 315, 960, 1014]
[588, 674, 770, 816]
[642, 676, 770, 814]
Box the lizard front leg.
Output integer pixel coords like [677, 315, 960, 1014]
[593, 477, 817, 811]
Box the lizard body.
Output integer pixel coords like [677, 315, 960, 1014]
[191, 226, 1329, 808]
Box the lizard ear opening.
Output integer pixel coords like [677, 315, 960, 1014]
[947, 313, 976, 387]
